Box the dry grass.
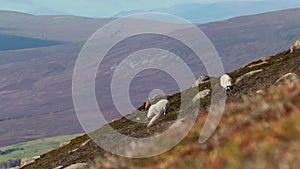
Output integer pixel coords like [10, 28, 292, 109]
[22, 49, 300, 169]
[90, 79, 300, 169]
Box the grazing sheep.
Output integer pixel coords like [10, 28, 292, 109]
[146, 99, 170, 128]
[220, 74, 233, 91]
[145, 95, 166, 110]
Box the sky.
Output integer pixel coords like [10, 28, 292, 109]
[0, 0, 263, 18]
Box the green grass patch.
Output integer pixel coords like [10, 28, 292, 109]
[0, 134, 82, 163]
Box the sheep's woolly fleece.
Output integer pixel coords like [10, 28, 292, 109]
[147, 99, 170, 128]
[220, 74, 233, 91]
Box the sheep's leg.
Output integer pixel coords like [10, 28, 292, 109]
[146, 108, 157, 120]
[147, 112, 162, 128]
[163, 107, 167, 116]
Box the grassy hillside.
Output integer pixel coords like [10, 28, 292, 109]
[1, 9, 300, 148]
[0, 134, 81, 164]
[20, 48, 300, 168]
[90, 75, 300, 169]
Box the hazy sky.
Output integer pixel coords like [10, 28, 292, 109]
[0, 0, 263, 17]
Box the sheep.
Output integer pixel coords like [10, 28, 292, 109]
[220, 74, 233, 91]
[291, 45, 296, 53]
[145, 100, 151, 110]
[295, 39, 300, 46]
[144, 95, 166, 110]
[146, 99, 170, 128]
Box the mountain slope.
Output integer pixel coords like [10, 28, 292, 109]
[20, 48, 300, 169]
[1, 9, 300, 148]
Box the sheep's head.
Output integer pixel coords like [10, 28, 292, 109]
[163, 101, 170, 116]
[145, 99, 151, 110]
[144, 95, 166, 110]
[163, 107, 167, 116]
[226, 85, 233, 91]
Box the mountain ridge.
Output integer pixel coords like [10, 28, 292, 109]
[113, 1, 300, 23]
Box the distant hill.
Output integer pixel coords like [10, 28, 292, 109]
[199, 8, 300, 71]
[113, 1, 300, 23]
[0, 8, 300, 148]
[0, 10, 112, 42]
[26, 7, 68, 16]
[0, 34, 62, 51]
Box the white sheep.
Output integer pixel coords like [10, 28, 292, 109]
[220, 74, 233, 91]
[295, 39, 300, 46]
[146, 99, 170, 128]
[145, 95, 166, 110]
